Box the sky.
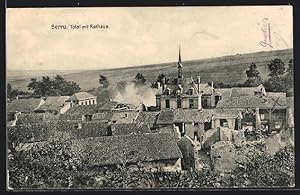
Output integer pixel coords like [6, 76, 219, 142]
[7, 6, 293, 70]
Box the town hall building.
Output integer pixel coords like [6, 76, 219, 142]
[155, 47, 218, 110]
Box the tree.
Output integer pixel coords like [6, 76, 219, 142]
[7, 83, 31, 99]
[8, 139, 86, 189]
[268, 58, 286, 77]
[264, 58, 286, 92]
[244, 63, 262, 87]
[27, 75, 81, 96]
[99, 75, 110, 88]
[134, 73, 146, 85]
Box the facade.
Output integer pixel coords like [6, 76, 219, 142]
[155, 47, 215, 110]
[66, 92, 97, 106]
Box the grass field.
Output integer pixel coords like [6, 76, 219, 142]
[8, 48, 293, 92]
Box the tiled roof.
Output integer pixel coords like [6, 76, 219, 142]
[134, 111, 159, 126]
[7, 98, 43, 113]
[63, 104, 98, 115]
[157, 108, 242, 124]
[70, 132, 182, 167]
[92, 112, 114, 122]
[111, 123, 151, 136]
[173, 109, 215, 123]
[36, 96, 69, 111]
[156, 109, 174, 125]
[215, 88, 232, 98]
[212, 108, 243, 118]
[96, 100, 119, 111]
[215, 85, 265, 98]
[16, 113, 59, 125]
[67, 92, 96, 101]
[160, 77, 213, 97]
[230, 87, 260, 97]
[216, 93, 287, 109]
[111, 111, 139, 124]
[55, 120, 110, 138]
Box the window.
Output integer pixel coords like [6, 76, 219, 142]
[166, 99, 170, 108]
[194, 132, 198, 140]
[189, 99, 194, 109]
[204, 122, 212, 131]
[260, 114, 265, 120]
[177, 99, 182, 108]
[203, 98, 208, 109]
[188, 88, 194, 95]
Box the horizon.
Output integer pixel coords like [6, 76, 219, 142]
[7, 6, 293, 71]
[7, 47, 293, 72]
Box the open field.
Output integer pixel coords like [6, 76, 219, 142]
[7, 49, 293, 92]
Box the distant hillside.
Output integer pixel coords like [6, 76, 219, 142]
[8, 48, 293, 92]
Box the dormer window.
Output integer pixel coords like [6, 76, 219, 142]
[166, 88, 171, 95]
[188, 88, 194, 95]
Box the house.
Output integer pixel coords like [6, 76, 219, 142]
[34, 96, 70, 114]
[133, 111, 160, 130]
[156, 108, 242, 142]
[66, 92, 97, 106]
[59, 104, 99, 121]
[7, 98, 45, 121]
[216, 92, 288, 132]
[173, 109, 215, 139]
[215, 84, 266, 99]
[155, 47, 216, 110]
[69, 132, 183, 172]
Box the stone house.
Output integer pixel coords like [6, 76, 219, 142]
[69, 132, 183, 172]
[59, 104, 99, 121]
[215, 84, 267, 99]
[66, 92, 97, 106]
[216, 92, 288, 133]
[156, 108, 242, 142]
[7, 98, 45, 121]
[34, 96, 70, 114]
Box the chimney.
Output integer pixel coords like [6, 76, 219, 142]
[197, 76, 201, 93]
[78, 123, 82, 129]
[157, 82, 161, 89]
[164, 84, 167, 92]
[211, 81, 214, 89]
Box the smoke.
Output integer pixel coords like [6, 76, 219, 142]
[114, 82, 156, 107]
